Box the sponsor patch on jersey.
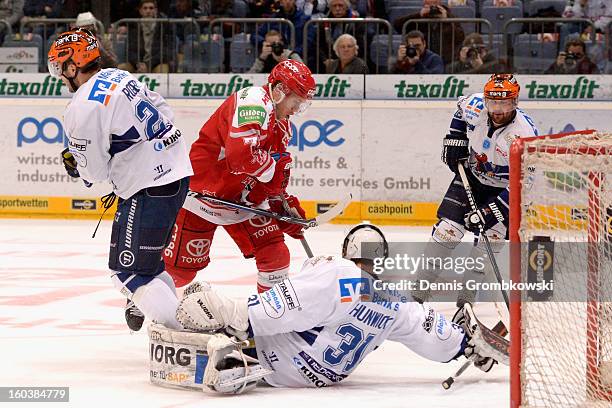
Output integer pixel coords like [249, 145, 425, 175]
[422, 305, 435, 333]
[88, 78, 117, 106]
[482, 139, 491, 150]
[237, 105, 267, 126]
[338, 278, 371, 303]
[261, 286, 285, 318]
[435, 314, 452, 341]
[298, 351, 347, 383]
[277, 279, 301, 310]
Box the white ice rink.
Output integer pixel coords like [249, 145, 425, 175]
[0, 219, 509, 407]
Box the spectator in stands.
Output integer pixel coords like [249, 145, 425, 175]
[22, 0, 61, 40]
[247, 0, 281, 18]
[168, 0, 197, 43]
[197, 0, 249, 18]
[0, 0, 24, 43]
[393, 0, 464, 65]
[249, 29, 303, 72]
[255, 0, 312, 58]
[297, 0, 328, 17]
[75, 11, 117, 68]
[392, 29, 443, 74]
[324, 33, 368, 73]
[446, 33, 507, 73]
[545, 38, 600, 74]
[120, 0, 176, 73]
[23, 0, 60, 19]
[314, 0, 364, 72]
[559, 0, 611, 49]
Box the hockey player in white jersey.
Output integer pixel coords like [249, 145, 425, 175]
[155, 224, 500, 393]
[48, 28, 193, 330]
[412, 74, 539, 305]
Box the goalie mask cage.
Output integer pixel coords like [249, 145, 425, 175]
[509, 130, 612, 408]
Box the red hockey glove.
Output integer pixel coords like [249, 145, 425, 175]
[269, 195, 306, 239]
[260, 154, 292, 196]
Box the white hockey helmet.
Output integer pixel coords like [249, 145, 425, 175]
[342, 223, 389, 262]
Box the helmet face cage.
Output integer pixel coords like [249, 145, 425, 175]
[342, 224, 389, 263]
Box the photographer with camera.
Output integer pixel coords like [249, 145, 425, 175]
[392, 30, 444, 74]
[446, 33, 507, 74]
[393, 0, 464, 65]
[249, 29, 304, 73]
[545, 38, 600, 74]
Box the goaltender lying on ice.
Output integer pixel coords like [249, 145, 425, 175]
[147, 224, 508, 394]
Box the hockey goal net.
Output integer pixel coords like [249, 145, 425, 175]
[509, 130, 612, 408]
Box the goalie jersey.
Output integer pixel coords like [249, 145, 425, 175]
[247, 257, 466, 387]
[63, 68, 193, 199]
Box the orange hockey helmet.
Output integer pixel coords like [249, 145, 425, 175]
[483, 74, 520, 100]
[47, 28, 100, 78]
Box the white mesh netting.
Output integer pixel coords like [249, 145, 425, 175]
[517, 131, 612, 407]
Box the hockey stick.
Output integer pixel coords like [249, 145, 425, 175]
[187, 191, 352, 229]
[280, 195, 314, 258]
[456, 162, 509, 309]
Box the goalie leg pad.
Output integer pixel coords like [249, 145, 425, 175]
[475, 225, 507, 254]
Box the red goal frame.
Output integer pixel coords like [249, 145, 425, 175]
[509, 129, 612, 407]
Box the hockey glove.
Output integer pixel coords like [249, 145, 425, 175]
[442, 132, 470, 173]
[259, 153, 292, 196]
[61, 148, 80, 178]
[464, 198, 506, 234]
[269, 194, 306, 239]
[452, 306, 497, 373]
[176, 281, 249, 340]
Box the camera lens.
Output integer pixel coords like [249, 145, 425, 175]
[406, 46, 418, 58]
[271, 42, 284, 56]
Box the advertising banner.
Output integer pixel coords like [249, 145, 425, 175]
[2, 97, 612, 223]
[167, 73, 364, 99]
[365, 74, 612, 101]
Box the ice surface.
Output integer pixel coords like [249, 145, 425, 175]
[0, 219, 508, 407]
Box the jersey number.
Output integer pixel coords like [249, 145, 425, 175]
[323, 323, 375, 372]
[135, 100, 168, 140]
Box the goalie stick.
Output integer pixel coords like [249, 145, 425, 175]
[185, 191, 352, 229]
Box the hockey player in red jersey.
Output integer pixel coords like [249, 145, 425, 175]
[164, 60, 316, 294]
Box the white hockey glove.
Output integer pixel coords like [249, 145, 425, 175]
[176, 282, 249, 340]
[452, 304, 506, 373]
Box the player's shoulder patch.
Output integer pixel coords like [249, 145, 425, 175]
[234, 86, 271, 128]
[461, 93, 485, 122]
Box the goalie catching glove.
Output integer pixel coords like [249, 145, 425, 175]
[452, 304, 507, 372]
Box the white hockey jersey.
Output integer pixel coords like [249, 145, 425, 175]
[63, 68, 193, 199]
[451, 92, 539, 189]
[247, 257, 466, 387]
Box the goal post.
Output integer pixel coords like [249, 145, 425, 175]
[509, 130, 612, 408]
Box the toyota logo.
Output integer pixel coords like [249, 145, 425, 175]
[186, 239, 211, 257]
[249, 215, 272, 228]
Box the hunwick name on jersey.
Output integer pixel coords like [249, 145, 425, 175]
[348, 304, 394, 330]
